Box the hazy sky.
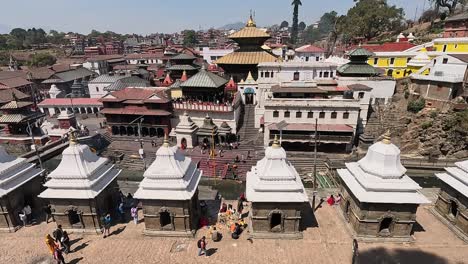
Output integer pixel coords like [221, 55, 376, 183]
[0, 0, 429, 34]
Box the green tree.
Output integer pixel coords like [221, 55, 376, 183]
[302, 26, 321, 43]
[298, 21, 307, 31]
[280, 21, 289, 28]
[291, 0, 302, 44]
[29, 53, 56, 67]
[318, 11, 339, 36]
[429, 0, 466, 14]
[342, 0, 404, 40]
[183, 30, 197, 47]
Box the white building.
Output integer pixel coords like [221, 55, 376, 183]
[88, 72, 131, 98]
[125, 53, 164, 65]
[201, 47, 234, 64]
[82, 55, 125, 75]
[294, 44, 326, 62]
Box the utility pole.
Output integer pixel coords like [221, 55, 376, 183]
[130, 115, 145, 170]
[27, 122, 43, 173]
[312, 118, 318, 209]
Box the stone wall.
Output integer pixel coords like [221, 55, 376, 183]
[435, 181, 468, 236]
[250, 202, 303, 237]
[340, 184, 418, 238]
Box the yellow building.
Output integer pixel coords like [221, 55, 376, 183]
[433, 37, 468, 53]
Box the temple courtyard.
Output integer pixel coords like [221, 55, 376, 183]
[1, 202, 467, 264]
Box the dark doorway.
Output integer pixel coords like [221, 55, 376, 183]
[450, 200, 458, 218]
[245, 93, 254, 105]
[379, 217, 393, 234]
[68, 210, 81, 227]
[270, 212, 282, 232]
[160, 211, 172, 229]
[157, 128, 165, 138]
[181, 138, 187, 149]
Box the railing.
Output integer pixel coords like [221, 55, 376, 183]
[325, 156, 458, 169]
[172, 102, 234, 112]
[272, 134, 353, 143]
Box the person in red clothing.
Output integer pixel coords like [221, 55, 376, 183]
[327, 195, 335, 206]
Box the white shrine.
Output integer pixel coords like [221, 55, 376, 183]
[175, 112, 199, 149]
[39, 134, 121, 232]
[337, 131, 429, 240]
[434, 160, 468, 241]
[0, 146, 43, 231]
[246, 135, 309, 239]
[134, 136, 202, 237]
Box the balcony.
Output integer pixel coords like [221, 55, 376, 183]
[172, 102, 234, 112]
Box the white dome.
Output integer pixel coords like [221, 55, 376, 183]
[358, 139, 406, 179]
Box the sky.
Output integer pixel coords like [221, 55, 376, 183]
[0, 0, 429, 35]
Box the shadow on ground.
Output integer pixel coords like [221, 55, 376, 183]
[358, 247, 449, 264]
[301, 202, 319, 230]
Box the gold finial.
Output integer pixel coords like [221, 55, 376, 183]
[246, 15, 256, 27]
[163, 133, 169, 147]
[382, 130, 391, 144]
[246, 71, 254, 82]
[69, 130, 77, 145]
[272, 134, 280, 148]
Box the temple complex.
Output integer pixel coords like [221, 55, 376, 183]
[0, 146, 43, 232]
[134, 136, 202, 237]
[246, 136, 309, 239]
[179, 66, 228, 101]
[337, 132, 429, 241]
[38, 134, 121, 233]
[167, 53, 199, 80]
[215, 16, 279, 81]
[100, 87, 172, 138]
[434, 160, 468, 241]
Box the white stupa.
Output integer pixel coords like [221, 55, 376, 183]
[175, 112, 199, 149]
[134, 136, 202, 200]
[407, 48, 431, 68]
[0, 146, 43, 197]
[39, 134, 121, 199]
[337, 131, 429, 204]
[436, 160, 468, 197]
[48, 84, 62, 99]
[246, 135, 308, 203]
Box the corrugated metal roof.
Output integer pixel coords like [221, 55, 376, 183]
[229, 27, 270, 39]
[52, 67, 95, 83]
[0, 112, 45, 124]
[104, 76, 150, 92]
[167, 64, 198, 71]
[0, 101, 33, 109]
[171, 53, 196, 60]
[348, 48, 375, 57]
[0, 88, 29, 103]
[0, 77, 32, 88]
[446, 12, 468, 22]
[89, 73, 129, 83]
[180, 69, 228, 89]
[169, 79, 183, 89]
[337, 63, 380, 76]
[215, 51, 279, 65]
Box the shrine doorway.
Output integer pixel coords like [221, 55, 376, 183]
[344, 200, 351, 222]
[269, 211, 283, 232]
[159, 209, 173, 230]
[450, 200, 458, 218]
[142, 127, 149, 137]
[157, 128, 165, 138]
[379, 217, 393, 235]
[181, 138, 187, 149]
[149, 128, 156, 137]
[67, 209, 82, 228]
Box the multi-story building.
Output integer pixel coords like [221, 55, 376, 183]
[201, 47, 234, 64]
[294, 44, 325, 62]
[83, 55, 125, 75]
[444, 13, 468, 38]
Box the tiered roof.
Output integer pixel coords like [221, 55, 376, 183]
[175, 112, 198, 135]
[337, 47, 380, 76]
[39, 136, 121, 199]
[197, 115, 218, 136]
[407, 48, 431, 67]
[337, 132, 430, 204]
[180, 68, 228, 89]
[0, 146, 43, 197]
[436, 160, 468, 197]
[218, 122, 232, 136]
[246, 136, 308, 203]
[134, 137, 202, 200]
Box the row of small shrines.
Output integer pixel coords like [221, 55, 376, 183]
[0, 131, 467, 241]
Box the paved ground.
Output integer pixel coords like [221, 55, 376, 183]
[1, 203, 467, 264]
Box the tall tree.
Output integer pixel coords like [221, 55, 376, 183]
[291, 0, 302, 44]
[342, 0, 404, 40]
[298, 21, 307, 31]
[280, 21, 289, 28]
[430, 0, 466, 14]
[183, 30, 197, 47]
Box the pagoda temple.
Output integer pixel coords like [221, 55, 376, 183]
[167, 53, 199, 80]
[0, 146, 43, 232]
[337, 47, 380, 77]
[134, 136, 202, 237]
[179, 66, 228, 101]
[197, 115, 218, 145]
[434, 160, 468, 241]
[246, 136, 309, 239]
[38, 134, 121, 233]
[215, 16, 279, 81]
[337, 131, 429, 240]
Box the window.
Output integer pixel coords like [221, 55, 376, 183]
[210, 56, 217, 61]
[316, 56, 320, 61]
[319, 111, 325, 118]
[305, 57, 309, 62]
[284, 111, 290, 118]
[265, 72, 270, 78]
[330, 71, 334, 78]
[331, 111, 337, 119]
[343, 112, 349, 119]
[407, 58, 411, 63]
[261, 71, 264, 78]
[293, 72, 300, 81]
[296, 111, 302, 118]
[324, 72, 329, 78]
[455, 44, 458, 49]
[307, 112, 313, 118]
[271, 71, 274, 78]
[442, 58, 448, 64]
[373, 58, 378, 65]
[319, 72, 323, 78]
[96, 87, 99, 92]
[389, 58, 395, 65]
[273, 111, 279, 118]
[443, 45, 447, 52]
[358, 92, 365, 99]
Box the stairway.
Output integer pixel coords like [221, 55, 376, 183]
[237, 105, 264, 149]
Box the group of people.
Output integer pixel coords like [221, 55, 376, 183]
[326, 194, 342, 206]
[45, 225, 70, 264]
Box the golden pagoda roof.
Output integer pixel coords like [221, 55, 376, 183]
[215, 51, 279, 65]
[229, 27, 271, 39]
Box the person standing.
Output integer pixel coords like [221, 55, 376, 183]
[197, 236, 208, 257]
[118, 202, 125, 222]
[23, 204, 32, 224]
[130, 206, 138, 224]
[53, 246, 66, 264]
[53, 225, 64, 248]
[61, 231, 70, 254]
[45, 234, 56, 255]
[43, 204, 53, 223]
[19, 211, 27, 227]
[103, 213, 111, 238]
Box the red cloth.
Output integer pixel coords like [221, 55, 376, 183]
[327, 196, 335, 206]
